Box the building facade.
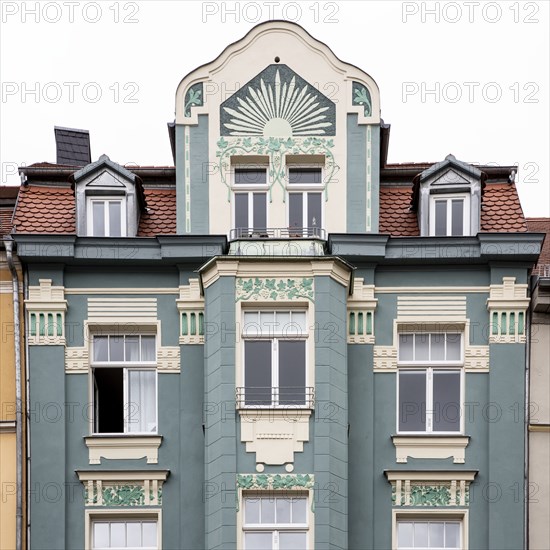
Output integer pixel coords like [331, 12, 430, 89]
[12, 21, 545, 550]
[1, 186, 26, 550]
[526, 218, 550, 550]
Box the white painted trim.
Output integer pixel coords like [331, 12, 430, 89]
[84, 436, 162, 465]
[392, 436, 470, 464]
[375, 287, 489, 294]
[77, 470, 169, 482]
[429, 193, 470, 237]
[86, 196, 127, 237]
[237, 487, 314, 550]
[85, 509, 162, 550]
[392, 509, 469, 550]
[64, 288, 180, 295]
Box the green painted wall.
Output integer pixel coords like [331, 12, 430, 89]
[190, 115, 210, 234]
[346, 114, 366, 233]
[314, 276, 348, 549]
[203, 276, 237, 549]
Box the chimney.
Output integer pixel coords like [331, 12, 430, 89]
[54, 126, 91, 166]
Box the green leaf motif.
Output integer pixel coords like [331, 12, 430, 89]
[352, 83, 372, 117]
[102, 485, 145, 507]
[236, 473, 315, 491]
[409, 485, 450, 507]
[236, 278, 314, 302]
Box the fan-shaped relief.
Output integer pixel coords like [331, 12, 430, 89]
[220, 64, 336, 137]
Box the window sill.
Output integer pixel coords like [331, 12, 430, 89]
[84, 435, 163, 465]
[392, 435, 470, 464]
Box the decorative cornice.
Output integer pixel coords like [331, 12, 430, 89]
[392, 436, 470, 464]
[84, 436, 163, 465]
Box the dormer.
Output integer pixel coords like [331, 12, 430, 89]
[73, 154, 145, 237]
[416, 154, 483, 237]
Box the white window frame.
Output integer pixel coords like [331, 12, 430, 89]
[393, 510, 468, 550]
[397, 333, 464, 435]
[241, 493, 310, 550]
[429, 193, 470, 237]
[286, 165, 324, 236]
[240, 310, 310, 409]
[91, 334, 158, 435]
[86, 196, 127, 237]
[231, 165, 269, 236]
[86, 510, 161, 550]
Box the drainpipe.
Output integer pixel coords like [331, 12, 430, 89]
[525, 276, 534, 550]
[4, 237, 22, 550]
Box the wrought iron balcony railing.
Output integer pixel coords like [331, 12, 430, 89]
[230, 227, 326, 240]
[236, 386, 315, 409]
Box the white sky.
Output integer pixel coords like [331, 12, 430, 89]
[1, 0, 548, 216]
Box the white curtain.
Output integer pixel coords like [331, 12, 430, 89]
[127, 370, 156, 432]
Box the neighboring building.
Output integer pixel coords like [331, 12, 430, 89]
[526, 218, 550, 550]
[0, 186, 25, 550]
[12, 22, 545, 550]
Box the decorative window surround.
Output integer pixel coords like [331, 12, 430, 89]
[84, 436, 162, 465]
[240, 410, 311, 470]
[88, 298, 158, 323]
[347, 278, 377, 344]
[374, 318, 489, 373]
[487, 277, 529, 343]
[25, 279, 67, 345]
[77, 470, 168, 507]
[392, 436, 470, 464]
[175, 279, 205, 344]
[386, 471, 476, 507]
[65, 321, 180, 374]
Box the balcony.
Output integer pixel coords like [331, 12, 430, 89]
[236, 386, 315, 409]
[229, 227, 326, 257]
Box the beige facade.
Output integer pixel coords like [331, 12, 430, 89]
[529, 277, 550, 549]
[0, 248, 26, 550]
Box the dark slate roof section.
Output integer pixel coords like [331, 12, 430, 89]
[54, 127, 91, 166]
[419, 153, 482, 182]
[0, 186, 19, 236]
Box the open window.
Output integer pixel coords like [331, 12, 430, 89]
[92, 334, 157, 434]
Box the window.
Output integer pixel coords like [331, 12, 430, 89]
[398, 333, 462, 434]
[397, 520, 461, 549]
[92, 335, 157, 434]
[429, 195, 469, 237]
[287, 167, 323, 237]
[87, 198, 126, 237]
[243, 495, 308, 550]
[239, 311, 311, 408]
[233, 167, 268, 237]
[92, 519, 158, 549]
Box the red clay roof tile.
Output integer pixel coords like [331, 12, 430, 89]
[480, 183, 527, 232]
[138, 188, 176, 236]
[527, 217, 550, 275]
[379, 187, 419, 236]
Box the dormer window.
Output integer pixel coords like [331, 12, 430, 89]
[73, 154, 144, 238]
[430, 194, 469, 237]
[88, 197, 126, 237]
[417, 154, 482, 238]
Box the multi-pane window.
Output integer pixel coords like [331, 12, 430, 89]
[88, 198, 125, 237]
[397, 520, 461, 549]
[233, 167, 268, 236]
[240, 311, 310, 408]
[398, 333, 462, 434]
[243, 495, 308, 550]
[92, 335, 157, 434]
[92, 519, 157, 549]
[430, 195, 468, 236]
[288, 167, 323, 237]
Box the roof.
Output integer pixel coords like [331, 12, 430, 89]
[54, 127, 91, 166]
[526, 218, 550, 276]
[12, 184, 176, 236]
[0, 186, 19, 236]
[378, 182, 527, 236]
